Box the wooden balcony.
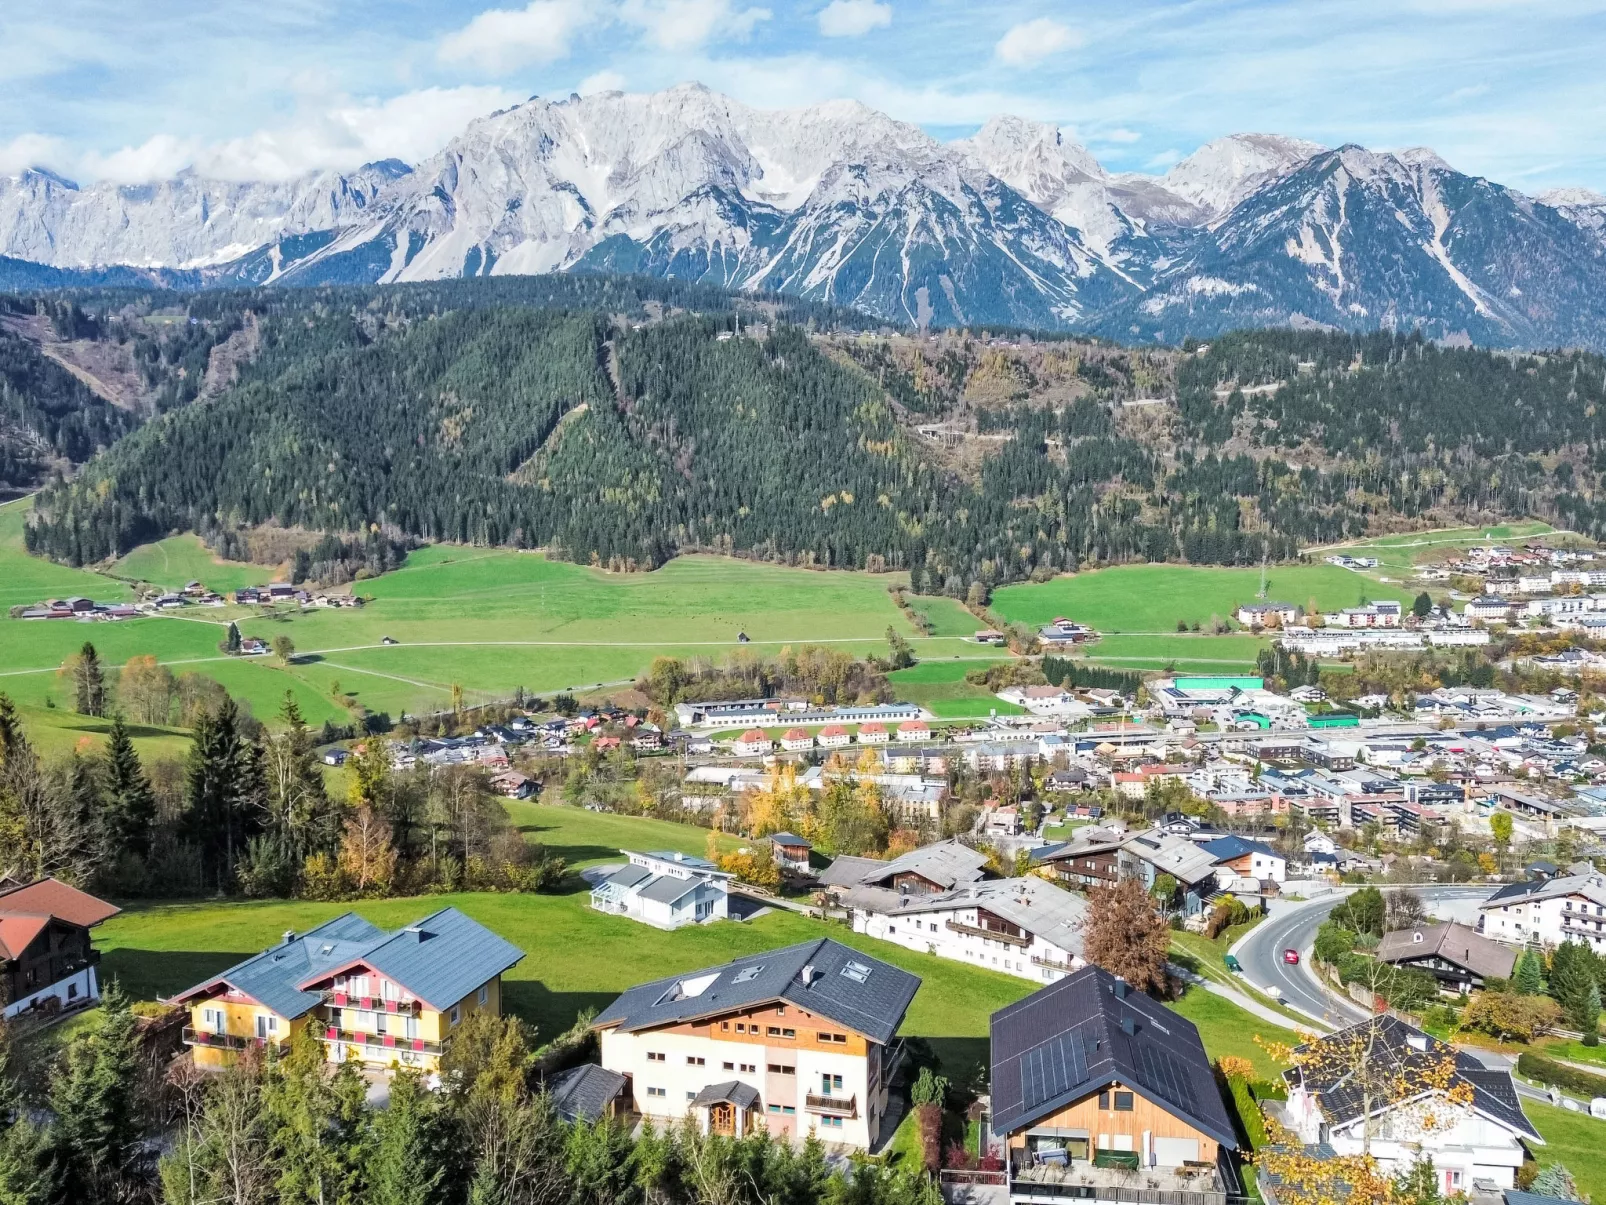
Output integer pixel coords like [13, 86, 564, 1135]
[946, 919, 1030, 947]
[182, 1027, 285, 1051]
[325, 993, 420, 1015]
[804, 1093, 857, 1117]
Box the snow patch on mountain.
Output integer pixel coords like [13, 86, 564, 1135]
[1160, 133, 1326, 216]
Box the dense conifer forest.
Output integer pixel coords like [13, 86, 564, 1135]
[14, 277, 1606, 596]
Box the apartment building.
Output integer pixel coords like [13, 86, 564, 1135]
[1477, 871, 1606, 952]
[591, 938, 917, 1150]
[170, 908, 523, 1070]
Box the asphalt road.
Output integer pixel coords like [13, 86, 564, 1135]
[1234, 886, 1495, 1029]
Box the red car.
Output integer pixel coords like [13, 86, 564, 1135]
[1283, 948, 1301, 965]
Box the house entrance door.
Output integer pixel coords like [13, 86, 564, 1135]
[709, 1103, 735, 1136]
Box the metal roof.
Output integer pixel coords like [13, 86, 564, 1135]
[592, 937, 918, 1046]
[862, 838, 990, 890]
[1199, 835, 1280, 863]
[637, 875, 703, 906]
[840, 877, 1088, 956]
[990, 964, 1236, 1146]
[1376, 922, 1515, 980]
[168, 908, 524, 1019]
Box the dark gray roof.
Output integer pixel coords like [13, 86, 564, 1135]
[1291, 1017, 1538, 1141]
[770, 833, 812, 848]
[1200, 835, 1279, 863]
[592, 937, 919, 1046]
[169, 912, 384, 1020]
[1505, 1191, 1584, 1205]
[638, 875, 701, 905]
[312, 907, 525, 1012]
[603, 864, 654, 889]
[989, 964, 1236, 1147]
[547, 1063, 628, 1123]
[1376, 923, 1515, 980]
[691, 1080, 762, 1109]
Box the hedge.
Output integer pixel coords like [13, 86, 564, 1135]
[1516, 1052, 1606, 1099]
[1228, 1078, 1268, 1149]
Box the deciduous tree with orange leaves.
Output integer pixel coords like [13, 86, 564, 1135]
[1080, 876, 1170, 993]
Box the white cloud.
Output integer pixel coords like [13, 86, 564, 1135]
[1101, 127, 1142, 143]
[1144, 149, 1181, 169]
[579, 70, 629, 95]
[818, 0, 891, 37]
[82, 134, 198, 183]
[620, 0, 772, 51]
[438, 0, 600, 74]
[0, 132, 70, 177]
[994, 18, 1084, 66]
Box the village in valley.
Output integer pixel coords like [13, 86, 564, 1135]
[8, 517, 1606, 1205]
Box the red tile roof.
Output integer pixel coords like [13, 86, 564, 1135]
[0, 878, 120, 928]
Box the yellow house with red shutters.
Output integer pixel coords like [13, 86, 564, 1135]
[168, 908, 522, 1071]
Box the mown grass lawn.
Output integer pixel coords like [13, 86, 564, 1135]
[111, 534, 276, 594]
[887, 659, 1024, 718]
[992, 564, 1408, 635]
[1524, 1102, 1606, 1202]
[93, 803, 1297, 1083]
[0, 497, 134, 611]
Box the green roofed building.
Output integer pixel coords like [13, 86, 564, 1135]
[1173, 677, 1264, 692]
[1308, 712, 1360, 729]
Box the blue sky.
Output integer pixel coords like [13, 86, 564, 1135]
[5, 0, 1606, 192]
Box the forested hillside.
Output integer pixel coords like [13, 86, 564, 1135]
[18, 279, 1606, 597]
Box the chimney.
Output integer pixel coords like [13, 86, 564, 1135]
[1114, 979, 1130, 999]
[282, 929, 295, 946]
[1407, 1034, 1429, 1052]
[801, 965, 818, 986]
[1120, 1017, 1136, 1036]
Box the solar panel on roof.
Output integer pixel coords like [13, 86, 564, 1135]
[733, 966, 763, 983]
[1136, 1042, 1198, 1115]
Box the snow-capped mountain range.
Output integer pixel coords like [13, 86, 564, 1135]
[5, 82, 1606, 347]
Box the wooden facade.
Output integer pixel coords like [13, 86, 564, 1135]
[0, 918, 97, 1012]
[1005, 1080, 1221, 1168]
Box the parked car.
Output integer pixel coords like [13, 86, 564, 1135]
[1283, 949, 1301, 965]
[1223, 954, 1243, 974]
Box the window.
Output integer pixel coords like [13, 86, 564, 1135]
[782, 1106, 796, 1115]
[686, 1091, 696, 1101]
[775, 1006, 785, 1016]
[721, 1021, 730, 1031]
[647, 1052, 666, 1062]
[781, 1028, 796, 1039]
[687, 1056, 706, 1066]
[646, 1087, 666, 1098]
[768, 1064, 795, 1075]
[820, 1116, 843, 1128]
[767, 1026, 781, 1036]
[1097, 1092, 1110, 1110]
[1114, 1092, 1134, 1111]
[741, 1063, 757, 1073]
[449, 1005, 461, 1026]
[822, 1074, 843, 1093]
[735, 1023, 747, 1033]
[478, 985, 489, 1006]
[768, 1104, 782, 1113]
[819, 1032, 847, 1044]
[723, 1062, 735, 1071]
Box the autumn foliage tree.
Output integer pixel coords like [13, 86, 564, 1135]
[337, 807, 397, 895]
[1080, 877, 1170, 993]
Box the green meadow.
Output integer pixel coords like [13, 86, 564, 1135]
[991, 562, 1411, 634]
[1319, 521, 1565, 578]
[0, 497, 134, 610]
[887, 659, 1023, 718]
[111, 534, 277, 594]
[93, 802, 1300, 1082]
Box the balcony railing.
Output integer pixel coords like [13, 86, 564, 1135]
[1031, 954, 1077, 973]
[324, 993, 421, 1015]
[804, 1093, 857, 1117]
[182, 1027, 286, 1051]
[1008, 1182, 1251, 1205]
[945, 919, 1030, 947]
[318, 1027, 442, 1056]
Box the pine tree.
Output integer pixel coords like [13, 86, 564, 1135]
[263, 1031, 368, 1205]
[263, 693, 337, 861]
[49, 981, 144, 1204]
[365, 1072, 449, 1205]
[225, 622, 242, 655]
[1582, 980, 1602, 1047]
[1514, 947, 1544, 996]
[101, 715, 156, 860]
[184, 697, 264, 892]
[73, 643, 105, 717]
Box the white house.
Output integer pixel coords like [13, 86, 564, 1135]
[1236, 601, 1301, 628]
[857, 723, 889, 745]
[780, 728, 814, 753]
[1324, 601, 1403, 628]
[895, 720, 931, 743]
[1278, 1017, 1540, 1193]
[1199, 835, 1287, 883]
[1465, 596, 1514, 623]
[842, 874, 1087, 983]
[732, 729, 773, 756]
[591, 938, 917, 1150]
[590, 850, 734, 930]
[995, 685, 1096, 719]
[1477, 871, 1606, 953]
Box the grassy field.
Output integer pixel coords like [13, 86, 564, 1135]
[1080, 633, 1269, 671]
[887, 659, 1023, 718]
[111, 534, 277, 594]
[992, 563, 1410, 635]
[1314, 522, 1561, 579]
[1524, 1102, 1606, 1202]
[0, 497, 134, 611]
[904, 594, 980, 637]
[92, 802, 1299, 1083]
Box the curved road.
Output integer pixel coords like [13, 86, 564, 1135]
[1235, 886, 1495, 1029]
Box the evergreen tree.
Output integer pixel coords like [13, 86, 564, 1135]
[49, 980, 144, 1204]
[183, 697, 265, 892]
[101, 714, 156, 859]
[1582, 980, 1602, 1047]
[225, 622, 242, 655]
[263, 692, 338, 861]
[365, 1071, 449, 1205]
[263, 1032, 368, 1205]
[73, 642, 105, 717]
[1411, 591, 1433, 619]
[1514, 947, 1544, 996]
